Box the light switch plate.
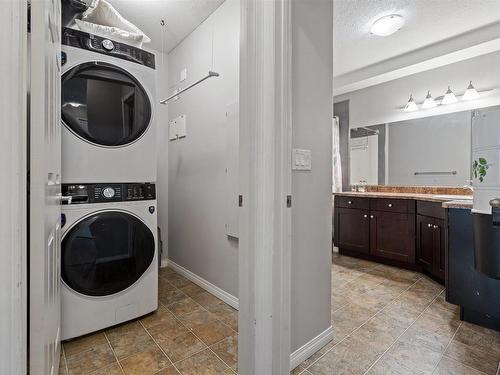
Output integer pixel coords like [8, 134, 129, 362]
[292, 149, 312, 170]
[180, 68, 187, 82]
[169, 114, 187, 140]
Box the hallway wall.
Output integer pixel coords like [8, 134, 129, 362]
[291, 0, 334, 352]
[166, 0, 240, 297]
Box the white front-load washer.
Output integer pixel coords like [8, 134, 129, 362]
[61, 27, 157, 183]
[61, 182, 158, 340]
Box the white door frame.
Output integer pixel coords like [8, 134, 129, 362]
[0, 1, 28, 374]
[238, 0, 292, 373]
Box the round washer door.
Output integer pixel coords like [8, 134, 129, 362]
[61, 61, 152, 147]
[62, 211, 155, 297]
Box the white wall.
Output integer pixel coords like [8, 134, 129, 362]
[291, 0, 333, 352]
[166, 0, 239, 297]
[334, 50, 500, 129]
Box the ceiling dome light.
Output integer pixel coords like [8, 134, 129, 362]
[463, 81, 480, 101]
[370, 14, 405, 36]
[441, 86, 458, 105]
[422, 91, 437, 109]
[403, 94, 418, 112]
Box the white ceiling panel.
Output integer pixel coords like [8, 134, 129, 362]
[334, 0, 500, 77]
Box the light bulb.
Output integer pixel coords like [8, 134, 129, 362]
[422, 91, 437, 109]
[441, 86, 458, 105]
[463, 81, 480, 101]
[370, 14, 405, 36]
[403, 94, 418, 112]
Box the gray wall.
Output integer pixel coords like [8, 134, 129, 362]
[154, 48, 169, 265]
[167, 0, 239, 297]
[291, 0, 333, 352]
[388, 111, 471, 185]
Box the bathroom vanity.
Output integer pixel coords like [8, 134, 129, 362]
[333, 190, 472, 284]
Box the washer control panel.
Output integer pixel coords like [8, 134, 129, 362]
[62, 27, 155, 69]
[62, 183, 156, 204]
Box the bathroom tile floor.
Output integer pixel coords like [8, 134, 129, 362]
[295, 252, 500, 375]
[60, 254, 500, 375]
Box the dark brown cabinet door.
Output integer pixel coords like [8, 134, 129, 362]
[433, 219, 446, 281]
[336, 207, 370, 254]
[370, 211, 415, 263]
[417, 215, 435, 268]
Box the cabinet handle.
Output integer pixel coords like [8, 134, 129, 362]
[348, 200, 352, 205]
[388, 203, 393, 207]
[427, 223, 432, 228]
[433, 225, 439, 229]
[363, 214, 368, 218]
[370, 215, 374, 219]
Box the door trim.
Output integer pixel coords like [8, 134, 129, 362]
[238, 0, 292, 373]
[0, 1, 28, 374]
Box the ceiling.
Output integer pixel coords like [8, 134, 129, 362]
[106, 0, 225, 53]
[334, 0, 500, 77]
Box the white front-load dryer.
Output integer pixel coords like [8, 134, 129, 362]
[61, 182, 158, 340]
[61, 27, 157, 183]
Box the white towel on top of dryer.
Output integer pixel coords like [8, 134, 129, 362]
[78, 0, 151, 47]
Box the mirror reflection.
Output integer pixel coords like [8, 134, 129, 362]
[349, 111, 472, 187]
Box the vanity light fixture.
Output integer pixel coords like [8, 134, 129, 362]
[403, 94, 418, 112]
[463, 81, 480, 101]
[441, 86, 458, 105]
[422, 91, 437, 109]
[370, 14, 405, 36]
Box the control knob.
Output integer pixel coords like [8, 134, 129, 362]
[102, 187, 115, 199]
[102, 39, 114, 51]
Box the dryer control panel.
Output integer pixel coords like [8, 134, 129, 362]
[62, 183, 156, 204]
[62, 27, 155, 69]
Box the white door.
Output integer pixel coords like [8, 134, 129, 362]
[29, 0, 62, 374]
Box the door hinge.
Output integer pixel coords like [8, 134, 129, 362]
[287, 195, 292, 208]
[238, 195, 243, 207]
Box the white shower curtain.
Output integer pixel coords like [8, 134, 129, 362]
[332, 116, 342, 193]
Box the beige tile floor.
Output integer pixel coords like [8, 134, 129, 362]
[60, 254, 500, 375]
[294, 252, 500, 375]
[59, 266, 238, 375]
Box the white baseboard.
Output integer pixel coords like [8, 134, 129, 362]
[165, 260, 239, 310]
[289, 325, 334, 371]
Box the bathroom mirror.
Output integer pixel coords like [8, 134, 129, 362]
[349, 110, 472, 186]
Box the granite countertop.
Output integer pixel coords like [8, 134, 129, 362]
[441, 200, 473, 209]
[333, 191, 473, 209]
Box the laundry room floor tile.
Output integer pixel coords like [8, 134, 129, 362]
[62, 267, 239, 374]
[209, 333, 238, 371]
[87, 363, 123, 375]
[66, 343, 116, 375]
[155, 331, 207, 363]
[63, 332, 109, 358]
[173, 348, 233, 375]
[106, 322, 156, 360]
[166, 298, 202, 316]
[120, 346, 171, 375]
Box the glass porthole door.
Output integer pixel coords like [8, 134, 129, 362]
[62, 211, 155, 297]
[61, 62, 152, 147]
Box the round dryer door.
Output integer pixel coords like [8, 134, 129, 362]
[62, 211, 155, 297]
[61, 62, 152, 147]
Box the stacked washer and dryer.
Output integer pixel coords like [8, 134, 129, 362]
[60, 27, 158, 340]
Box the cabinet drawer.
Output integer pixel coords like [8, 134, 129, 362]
[370, 198, 410, 213]
[336, 196, 369, 210]
[417, 200, 446, 219]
